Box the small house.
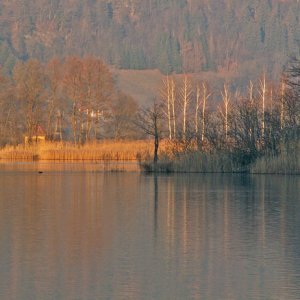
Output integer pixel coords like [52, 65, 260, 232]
[24, 125, 46, 144]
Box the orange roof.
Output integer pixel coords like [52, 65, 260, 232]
[32, 125, 46, 136]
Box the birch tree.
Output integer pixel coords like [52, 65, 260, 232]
[161, 75, 172, 140]
[195, 83, 200, 139]
[171, 78, 176, 139]
[220, 84, 230, 141]
[195, 82, 210, 144]
[201, 83, 210, 143]
[258, 73, 267, 140]
[279, 78, 286, 130]
[180, 75, 193, 140]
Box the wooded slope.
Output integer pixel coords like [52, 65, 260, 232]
[0, 0, 299, 76]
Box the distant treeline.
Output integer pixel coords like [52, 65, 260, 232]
[0, 0, 299, 76]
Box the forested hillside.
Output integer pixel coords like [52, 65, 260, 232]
[0, 0, 299, 75]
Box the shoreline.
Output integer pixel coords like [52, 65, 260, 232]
[0, 140, 298, 175]
[0, 159, 298, 175]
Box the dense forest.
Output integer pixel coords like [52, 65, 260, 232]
[0, 0, 299, 76]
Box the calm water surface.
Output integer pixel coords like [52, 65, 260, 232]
[0, 162, 299, 300]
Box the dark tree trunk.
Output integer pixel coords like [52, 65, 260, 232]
[154, 133, 159, 166]
[153, 114, 159, 170]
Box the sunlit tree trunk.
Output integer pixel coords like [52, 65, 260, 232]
[220, 84, 230, 141]
[182, 76, 188, 139]
[171, 79, 176, 139]
[162, 76, 172, 140]
[280, 79, 286, 130]
[269, 88, 273, 143]
[58, 110, 63, 142]
[72, 102, 78, 145]
[167, 77, 172, 140]
[201, 83, 210, 143]
[46, 96, 55, 140]
[195, 84, 200, 138]
[248, 80, 254, 105]
[85, 110, 93, 142]
[259, 74, 267, 140]
[181, 75, 192, 141]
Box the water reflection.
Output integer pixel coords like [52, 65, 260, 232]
[0, 167, 299, 299]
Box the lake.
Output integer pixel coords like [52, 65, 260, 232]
[0, 163, 299, 299]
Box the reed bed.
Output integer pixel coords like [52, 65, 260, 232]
[1, 140, 298, 175]
[140, 151, 245, 173]
[0, 140, 167, 162]
[0, 145, 38, 160]
[141, 149, 299, 174]
[250, 153, 300, 175]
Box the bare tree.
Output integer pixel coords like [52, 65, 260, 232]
[230, 92, 261, 163]
[179, 75, 193, 141]
[62, 56, 114, 144]
[195, 83, 200, 139]
[81, 56, 114, 142]
[0, 71, 20, 145]
[194, 82, 210, 145]
[62, 56, 83, 145]
[110, 92, 138, 139]
[134, 100, 164, 167]
[171, 78, 177, 139]
[219, 84, 231, 141]
[161, 75, 172, 140]
[279, 78, 286, 130]
[201, 83, 210, 143]
[284, 57, 300, 128]
[258, 73, 267, 140]
[46, 58, 64, 141]
[13, 59, 47, 143]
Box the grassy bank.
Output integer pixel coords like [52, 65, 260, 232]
[140, 147, 300, 175]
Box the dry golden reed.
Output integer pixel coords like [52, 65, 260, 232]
[0, 140, 167, 162]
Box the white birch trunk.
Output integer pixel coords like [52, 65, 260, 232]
[259, 74, 267, 140]
[195, 84, 200, 136]
[183, 76, 188, 140]
[221, 84, 230, 141]
[167, 76, 172, 140]
[201, 83, 209, 143]
[171, 79, 176, 139]
[280, 80, 285, 130]
[181, 75, 192, 141]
